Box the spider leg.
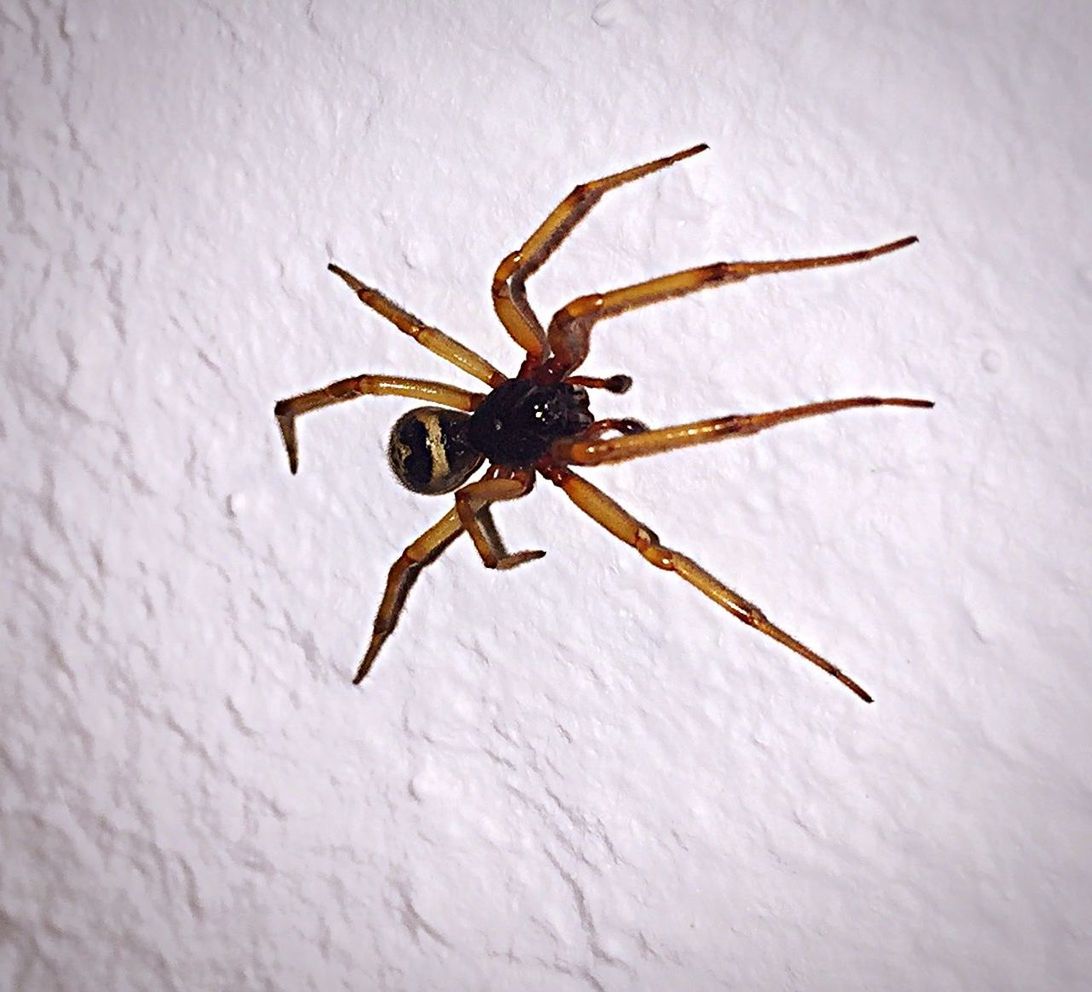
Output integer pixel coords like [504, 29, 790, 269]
[553, 396, 933, 466]
[455, 471, 545, 569]
[539, 463, 873, 702]
[543, 236, 918, 377]
[355, 507, 464, 683]
[328, 263, 506, 387]
[274, 375, 483, 475]
[579, 418, 651, 443]
[493, 144, 709, 361]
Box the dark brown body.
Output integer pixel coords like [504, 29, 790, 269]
[466, 379, 594, 465]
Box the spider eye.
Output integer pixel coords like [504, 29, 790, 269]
[387, 407, 484, 495]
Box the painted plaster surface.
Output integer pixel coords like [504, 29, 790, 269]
[3, 1, 1090, 989]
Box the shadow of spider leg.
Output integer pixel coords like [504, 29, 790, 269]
[539, 463, 877, 703]
[492, 144, 709, 361]
[455, 471, 545, 570]
[274, 375, 482, 475]
[328, 263, 507, 387]
[543, 237, 918, 378]
[356, 506, 465, 683]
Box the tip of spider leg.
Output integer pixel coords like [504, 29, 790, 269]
[354, 635, 387, 683]
[496, 549, 547, 570]
[888, 235, 919, 252]
[327, 263, 364, 292]
[274, 411, 300, 474]
[887, 398, 934, 410]
[675, 143, 709, 161]
[605, 374, 632, 394]
[839, 675, 873, 703]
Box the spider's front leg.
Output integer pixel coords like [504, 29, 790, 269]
[543, 236, 918, 377]
[492, 144, 709, 361]
[539, 463, 874, 702]
[455, 470, 544, 569]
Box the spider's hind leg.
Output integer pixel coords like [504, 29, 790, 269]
[356, 507, 464, 683]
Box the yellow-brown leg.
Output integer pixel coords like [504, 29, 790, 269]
[544, 236, 918, 376]
[328, 263, 506, 387]
[578, 418, 651, 444]
[455, 471, 545, 569]
[274, 374, 483, 474]
[355, 507, 465, 683]
[493, 144, 709, 360]
[540, 464, 873, 702]
[553, 396, 933, 466]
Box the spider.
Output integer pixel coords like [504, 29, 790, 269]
[274, 144, 932, 702]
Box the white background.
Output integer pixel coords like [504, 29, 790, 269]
[4, 1, 1090, 989]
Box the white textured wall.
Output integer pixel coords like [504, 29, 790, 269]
[4, 1, 1090, 989]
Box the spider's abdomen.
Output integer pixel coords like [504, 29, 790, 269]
[467, 379, 593, 465]
[388, 407, 485, 495]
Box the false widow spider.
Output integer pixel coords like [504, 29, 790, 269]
[274, 144, 932, 701]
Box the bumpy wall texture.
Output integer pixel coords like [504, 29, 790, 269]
[4, 1, 1090, 989]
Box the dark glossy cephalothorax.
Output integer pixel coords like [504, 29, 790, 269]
[466, 380, 595, 466]
[274, 144, 932, 701]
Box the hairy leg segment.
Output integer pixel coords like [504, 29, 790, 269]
[274, 375, 482, 474]
[328, 263, 506, 386]
[553, 396, 933, 466]
[493, 144, 709, 360]
[356, 507, 465, 683]
[539, 463, 875, 702]
[543, 237, 918, 377]
[455, 470, 544, 569]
